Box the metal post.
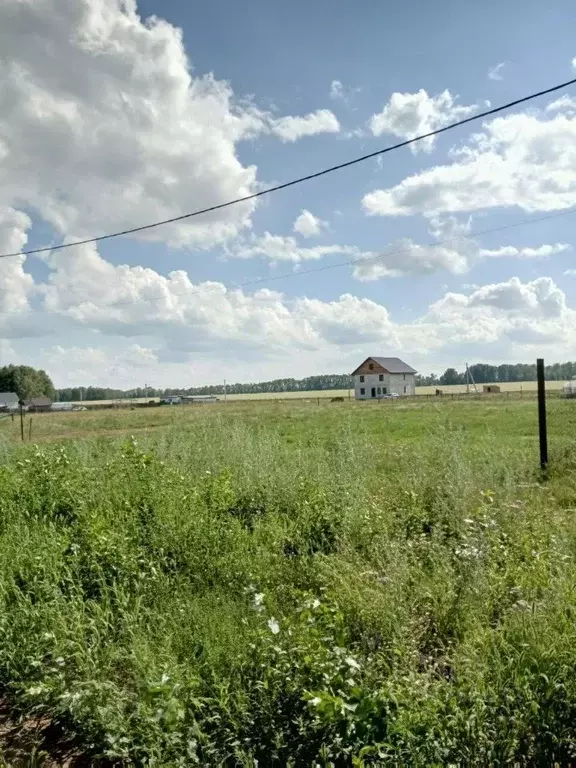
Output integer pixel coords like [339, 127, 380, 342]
[19, 400, 24, 442]
[537, 358, 548, 470]
[28, 418, 32, 442]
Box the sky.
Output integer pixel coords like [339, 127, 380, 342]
[1, 0, 576, 389]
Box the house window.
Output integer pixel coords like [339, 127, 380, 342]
[382, 387, 387, 394]
[360, 387, 365, 395]
[379, 374, 383, 381]
[377, 387, 381, 395]
[404, 386, 407, 394]
[359, 375, 364, 382]
[403, 373, 406, 380]
[369, 363, 374, 370]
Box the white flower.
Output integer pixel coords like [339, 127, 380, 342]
[267, 618, 280, 634]
[254, 592, 265, 607]
[345, 656, 360, 670]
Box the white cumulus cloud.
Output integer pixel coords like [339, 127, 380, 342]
[231, 232, 358, 264]
[0, 208, 35, 314]
[268, 109, 340, 142]
[352, 217, 568, 281]
[369, 89, 477, 153]
[363, 110, 576, 217]
[479, 243, 570, 259]
[0, 0, 271, 249]
[293, 210, 328, 238]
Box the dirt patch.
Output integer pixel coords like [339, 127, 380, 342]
[0, 700, 93, 767]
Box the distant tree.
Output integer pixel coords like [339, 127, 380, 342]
[440, 368, 462, 386]
[0, 364, 55, 401]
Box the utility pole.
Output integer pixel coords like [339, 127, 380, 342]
[466, 363, 478, 394]
[224, 379, 227, 404]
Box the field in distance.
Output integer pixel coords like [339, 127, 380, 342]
[69, 379, 565, 406]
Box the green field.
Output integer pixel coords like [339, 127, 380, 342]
[1, 397, 576, 764]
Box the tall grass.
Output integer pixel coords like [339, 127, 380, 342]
[0, 403, 575, 764]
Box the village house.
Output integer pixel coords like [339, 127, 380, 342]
[28, 396, 53, 413]
[0, 392, 19, 411]
[351, 357, 417, 400]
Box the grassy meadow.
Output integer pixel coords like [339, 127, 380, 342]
[0, 396, 576, 764]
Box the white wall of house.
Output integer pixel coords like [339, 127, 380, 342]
[354, 372, 415, 399]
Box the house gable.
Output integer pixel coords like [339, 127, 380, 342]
[351, 356, 417, 376]
[351, 358, 388, 376]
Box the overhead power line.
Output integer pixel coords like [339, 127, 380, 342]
[4, 206, 574, 313]
[2, 76, 576, 261]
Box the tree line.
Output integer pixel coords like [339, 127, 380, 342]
[420, 362, 576, 387]
[3, 362, 575, 403]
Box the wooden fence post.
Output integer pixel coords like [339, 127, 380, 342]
[537, 358, 548, 470]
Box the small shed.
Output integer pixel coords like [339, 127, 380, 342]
[483, 384, 501, 394]
[0, 392, 19, 411]
[28, 396, 53, 412]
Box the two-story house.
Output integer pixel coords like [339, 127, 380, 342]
[351, 357, 417, 400]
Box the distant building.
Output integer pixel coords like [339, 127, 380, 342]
[28, 396, 52, 412]
[161, 396, 182, 405]
[181, 395, 219, 404]
[351, 357, 417, 400]
[0, 392, 19, 411]
[483, 384, 501, 394]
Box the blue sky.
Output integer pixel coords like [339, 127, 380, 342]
[1, 0, 576, 388]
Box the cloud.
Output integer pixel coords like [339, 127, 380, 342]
[7, 241, 576, 382]
[231, 232, 358, 264]
[546, 95, 576, 115]
[293, 210, 328, 238]
[572, 57, 576, 70]
[421, 277, 576, 351]
[0, 0, 269, 249]
[329, 79, 361, 106]
[46, 344, 159, 384]
[330, 80, 345, 100]
[352, 216, 568, 281]
[364, 109, 576, 217]
[0, 0, 340, 253]
[268, 109, 340, 142]
[369, 89, 477, 153]
[0, 207, 35, 314]
[36, 267, 576, 383]
[488, 62, 506, 81]
[565, 269, 576, 276]
[34, 240, 407, 359]
[479, 243, 569, 259]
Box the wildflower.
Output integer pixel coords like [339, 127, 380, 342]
[267, 618, 280, 634]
